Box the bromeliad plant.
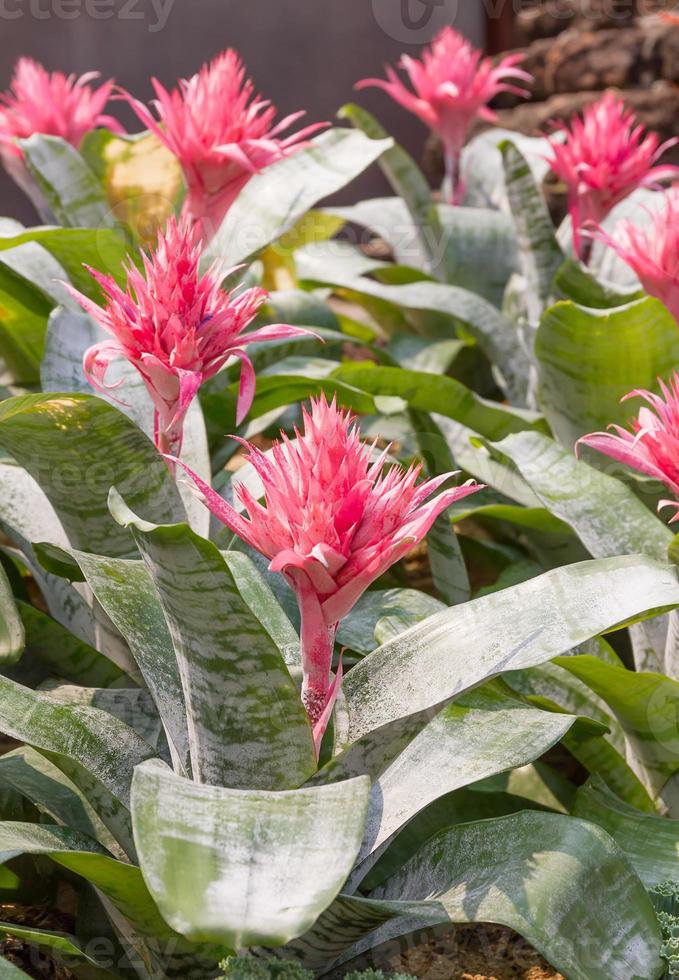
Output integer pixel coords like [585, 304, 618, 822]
[0, 26, 679, 980]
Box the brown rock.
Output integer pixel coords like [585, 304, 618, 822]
[516, 0, 638, 46]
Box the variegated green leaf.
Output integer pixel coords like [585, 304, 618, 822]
[111, 494, 315, 789]
[131, 760, 370, 947]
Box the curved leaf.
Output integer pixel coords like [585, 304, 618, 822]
[0, 260, 54, 384]
[574, 777, 679, 886]
[111, 494, 316, 789]
[298, 253, 529, 402]
[536, 297, 679, 447]
[351, 685, 583, 884]
[331, 364, 542, 442]
[131, 760, 370, 947]
[366, 812, 663, 980]
[340, 556, 679, 744]
[203, 129, 392, 266]
[0, 394, 184, 558]
[22, 134, 116, 230]
[556, 655, 679, 799]
[0, 565, 24, 665]
[0, 675, 156, 855]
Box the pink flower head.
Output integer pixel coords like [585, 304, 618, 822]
[65, 217, 315, 456]
[171, 395, 483, 753]
[596, 189, 679, 324]
[356, 26, 531, 204]
[547, 92, 679, 261]
[124, 50, 327, 240]
[0, 58, 122, 210]
[577, 374, 679, 522]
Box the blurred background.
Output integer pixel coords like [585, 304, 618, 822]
[1, 0, 678, 223]
[0, 0, 487, 220]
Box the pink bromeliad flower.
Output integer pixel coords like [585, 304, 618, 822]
[0, 58, 122, 212]
[356, 26, 531, 204]
[578, 375, 679, 522]
[124, 50, 326, 240]
[171, 395, 483, 753]
[547, 92, 679, 261]
[65, 217, 314, 456]
[596, 189, 679, 324]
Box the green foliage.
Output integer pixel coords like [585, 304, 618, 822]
[650, 883, 679, 978]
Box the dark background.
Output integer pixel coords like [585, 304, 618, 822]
[0, 0, 485, 221]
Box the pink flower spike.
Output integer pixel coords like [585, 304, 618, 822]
[0, 58, 123, 214]
[169, 395, 484, 755]
[123, 49, 327, 240]
[356, 27, 531, 204]
[66, 217, 316, 458]
[595, 189, 679, 325]
[577, 373, 679, 520]
[547, 92, 679, 262]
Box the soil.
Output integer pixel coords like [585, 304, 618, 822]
[0, 903, 76, 979]
[382, 923, 564, 980]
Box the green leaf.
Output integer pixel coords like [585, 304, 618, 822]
[131, 760, 370, 947]
[0, 564, 24, 664]
[493, 431, 672, 562]
[0, 922, 119, 978]
[111, 494, 316, 789]
[367, 812, 663, 980]
[500, 141, 564, 324]
[351, 685, 584, 885]
[21, 135, 117, 230]
[0, 260, 55, 383]
[360, 788, 552, 894]
[337, 105, 445, 281]
[331, 364, 542, 443]
[298, 252, 530, 402]
[328, 197, 517, 307]
[536, 296, 679, 446]
[0, 226, 129, 299]
[56, 549, 189, 776]
[0, 821, 180, 943]
[0, 394, 184, 558]
[555, 655, 679, 800]
[0, 462, 97, 646]
[203, 129, 392, 267]
[0, 746, 119, 855]
[554, 258, 642, 309]
[0, 675, 156, 856]
[340, 556, 679, 744]
[0, 958, 31, 978]
[18, 602, 127, 689]
[574, 776, 679, 886]
[492, 430, 674, 671]
[336, 589, 445, 655]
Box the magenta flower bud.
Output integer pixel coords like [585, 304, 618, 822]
[123, 50, 327, 240]
[578, 374, 679, 523]
[356, 27, 531, 204]
[547, 92, 679, 262]
[65, 217, 316, 456]
[171, 395, 484, 754]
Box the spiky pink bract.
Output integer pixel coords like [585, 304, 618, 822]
[356, 26, 531, 204]
[547, 92, 679, 260]
[171, 395, 483, 753]
[66, 217, 314, 456]
[596, 189, 679, 324]
[577, 374, 679, 522]
[0, 58, 122, 209]
[124, 49, 326, 240]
